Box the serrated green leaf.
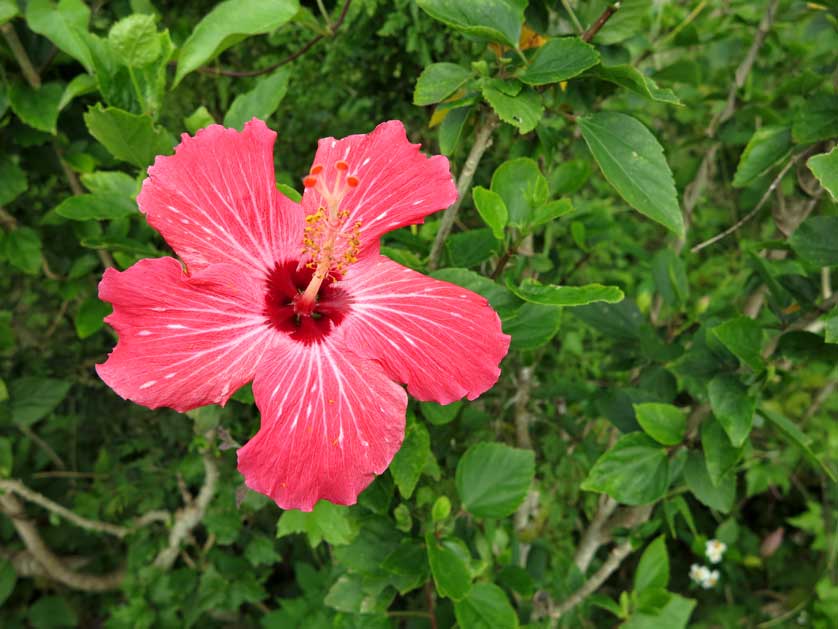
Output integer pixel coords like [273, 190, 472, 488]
[438, 105, 471, 155]
[579, 112, 684, 236]
[790, 216, 838, 267]
[414, 63, 472, 106]
[589, 64, 681, 105]
[223, 68, 290, 130]
[8, 81, 63, 134]
[4, 227, 42, 275]
[416, 0, 526, 47]
[0, 157, 28, 205]
[701, 417, 742, 486]
[510, 278, 624, 307]
[707, 374, 755, 448]
[390, 421, 431, 499]
[454, 582, 519, 629]
[807, 146, 838, 201]
[519, 37, 599, 86]
[54, 192, 137, 221]
[684, 451, 735, 513]
[711, 316, 764, 372]
[9, 377, 71, 426]
[108, 14, 160, 67]
[25, 0, 93, 71]
[634, 536, 669, 593]
[426, 533, 472, 601]
[471, 186, 508, 239]
[490, 157, 548, 227]
[482, 85, 542, 134]
[276, 500, 357, 547]
[732, 126, 792, 188]
[504, 302, 562, 350]
[175, 0, 299, 85]
[792, 93, 838, 144]
[634, 403, 686, 446]
[581, 432, 669, 505]
[84, 104, 173, 168]
[456, 442, 534, 518]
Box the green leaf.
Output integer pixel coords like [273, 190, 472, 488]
[581, 432, 669, 505]
[74, 297, 111, 339]
[471, 186, 508, 239]
[482, 85, 542, 134]
[28, 595, 77, 628]
[701, 418, 742, 486]
[431, 268, 519, 319]
[510, 278, 624, 307]
[762, 409, 837, 482]
[0, 157, 28, 205]
[0, 0, 19, 25]
[80, 171, 138, 197]
[588, 64, 681, 105]
[108, 14, 160, 67]
[58, 73, 97, 111]
[420, 400, 463, 426]
[0, 559, 16, 607]
[792, 93, 838, 144]
[634, 536, 669, 593]
[651, 248, 689, 307]
[223, 68, 291, 130]
[808, 146, 838, 201]
[54, 192, 137, 221]
[276, 500, 358, 547]
[623, 591, 696, 629]
[633, 403, 686, 446]
[9, 377, 71, 426]
[825, 308, 838, 345]
[174, 0, 299, 85]
[416, 0, 526, 47]
[8, 81, 63, 133]
[390, 421, 431, 499]
[732, 126, 792, 188]
[711, 316, 764, 372]
[579, 112, 684, 237]
[414, 63, 472, 106]
[25, 0, 93, 71]
[530, 198, 574, 226]
[684, 451, 735, 513]
[519, 37, 599, 86]
[184, 105, 216, 134]
[4, 227, 42, 275]
[0, 437, 12, 477]
[707, 375, 755, 448]
[790, 216, 838, 267]
[439, 105, 471, 155]
[426, 533, 472, 601]
[455, 442, 534, 518]
[84, 104, 173, 168]
[454, 583, 519, 629]
[491, 157, 548, 228]
[505, 303, 562, 350]
[445, 228, 499, 267]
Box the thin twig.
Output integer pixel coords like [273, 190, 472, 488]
[691, 151, 803, 253]
[17, 424, 66, 470]
[555, 540, 633, 619]
[198, 0, 352, 78]
[574, 495, 618, 573]
[428, 114, 498, 269]
[1, 22, 41, 88]
[582, 2, 621, 43]
[560, 0, 585, 34]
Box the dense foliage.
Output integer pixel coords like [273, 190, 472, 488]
[1, 0, 838, 627]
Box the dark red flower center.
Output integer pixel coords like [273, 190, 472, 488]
[264, 260, 350, 344]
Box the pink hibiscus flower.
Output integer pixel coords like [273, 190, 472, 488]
[97, 119, 509, 511]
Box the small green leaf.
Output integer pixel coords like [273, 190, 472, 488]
[579, 112, 683, 237]
[684, 451, 735, 513]
[581, 432, 669, 505]
[80, 171, 138, 197]
[634, 536, 669, 593]
[701, 418, 742, 486]
[711, 316, 764, 372]
[634, 403, 686, 446]
[510, 278, 624, 307]
[438, 105, 471, 156]
[420, 400, 463, 425]
[175, 0, 300, 85]
[491, 157, 548, 227]
[825, 308, 838, 345]
[25, 0, 93, 71]
[530, 198, 574, 226]
[707, 375, 755, 448]
[390, 421, 432, 499]
[58, 73, 97, 110]
[74, 297, 111, 339]
[276, 500, 357, 547]
[792, 93, 838, 144]
[4, 227, 42, 275]
[651, 248, 689, 307]
[9, 377, 71, 426]
[762, 409, 836, 482]
[0, 157, 28, 205]
[790, 216, 838, 267]
[8, 81, 63, 134]
[223, 68, 291, 130]
[472, 186, 508, 239]
[54, 192, 137, 221]
[84, 104, 173, 168]
[0, 559, 16, 607]
[414, 63, 472, 106]
[0, 0, 19, 25]
[732, 126, 792, 188]
[623, 591, 696, 629]
[108, 14, 160, 67]
[184, 105, 216, 134]
[416, 0, 526, 47]
[589, 64, 681, 105]
[505, 303, 562, 350]
[426, 533, 471, 601]
[456, 442, 534, 518]
[454, 583, 519, 629]
[0, 437, 13, 477]
[808, 146, 838, 201]
[482, 86, 543, 134]
[28, 595, 77, 628]
[519, 37, 599, 86]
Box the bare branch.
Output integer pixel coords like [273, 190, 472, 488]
[582, 2, 621, 43]
[1, 22, 41, 88]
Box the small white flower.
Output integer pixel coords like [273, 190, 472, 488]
[705, 539, 727, 564]
[690, 563, 710, 584]
[702, 569, 720, 589]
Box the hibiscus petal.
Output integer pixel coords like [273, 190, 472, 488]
[97, 257, 274, 412]
[238, 338, 407, 511]
[137, 119, 303, 274]
[302, 120, 457, 249]
[339, 255, 510, 405]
